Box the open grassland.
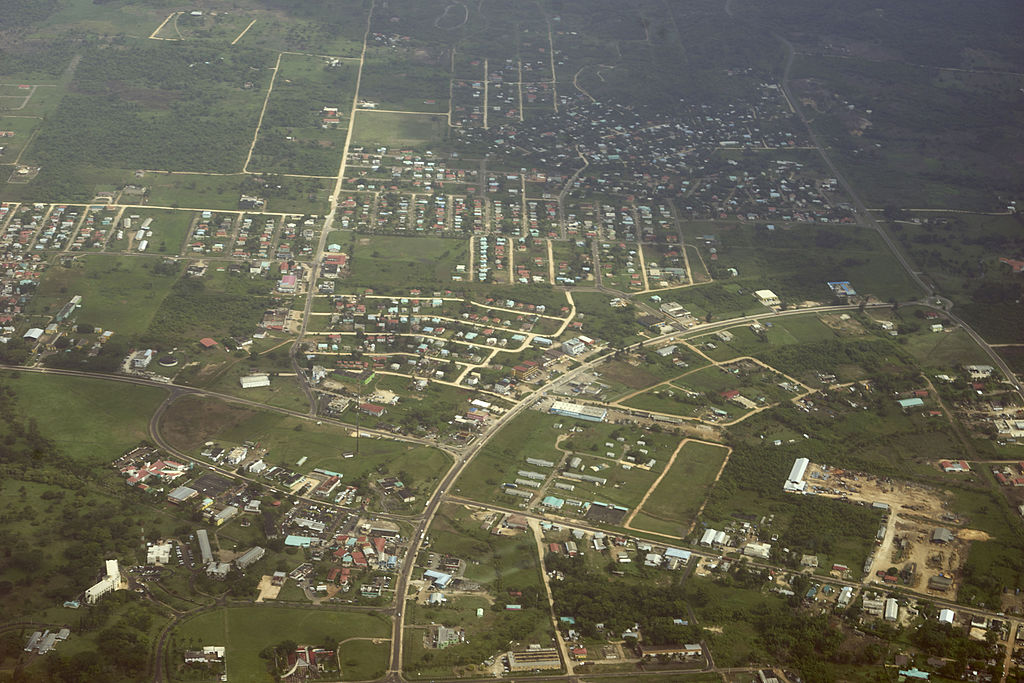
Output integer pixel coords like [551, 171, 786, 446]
[352, 111, 450, 149]
[347, 234, 467, 291]
[630, 440, 730, 537]
[27, 254, 181, 336]
[171, 607, 390, 682]
[6, 371, 166, 464]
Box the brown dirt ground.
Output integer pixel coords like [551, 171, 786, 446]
[159, 394, 258, 451]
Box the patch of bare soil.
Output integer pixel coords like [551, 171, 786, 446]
[159, 394, 258, 451]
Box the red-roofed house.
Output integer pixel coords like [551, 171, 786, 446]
[199, 337, 218, 348]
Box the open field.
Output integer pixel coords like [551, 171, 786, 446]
[5, 371, 166, 465]
[352, 111, 450, 149]
[347, 234, 468, 291]
[27, 254, 182, 337]
[629, 440, 730, 537]
[170, 607, 390, 682]
[249, 54, 357, 176]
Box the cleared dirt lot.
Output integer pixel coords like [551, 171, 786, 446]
[804, 462, 985, 597]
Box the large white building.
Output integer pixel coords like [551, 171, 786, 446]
[549, 400, 607, 423]
[240, 373, 271, 389]
[784, 457, 810, 492]
[754, 289, 780, 307]
[85, 560, 122, 604]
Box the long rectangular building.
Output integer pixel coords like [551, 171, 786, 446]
[508, 648, 562, 672]
[196, 529, 214, 564]
[783, 457, 810, 492]
[549, 401, 607, 423]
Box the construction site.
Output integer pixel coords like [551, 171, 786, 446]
[802, 462, 986, 597]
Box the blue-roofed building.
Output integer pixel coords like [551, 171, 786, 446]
[899, 670, 929, 681]
[284, 535, 314, 547]
[541, 496, 565, 509]
[897, 397, 924, 409]
[664, 547, 691, 562]
[424, 569, 453, 588]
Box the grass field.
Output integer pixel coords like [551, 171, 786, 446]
[27, 254, 181, 336]
[347, 234, 467, 291]
[171, 607, 390, 682]
[352, 111, 450, 148]
[630, 440, 729, 537]
[900, 327, 992, 368]
[6, 371, 167, 465]
[0, 115, 43, 162]
[338, 639, 390, 681]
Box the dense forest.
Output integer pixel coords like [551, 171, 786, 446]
[27, 43, 272, 173]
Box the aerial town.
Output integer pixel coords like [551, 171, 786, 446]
[0, 1, 1022, 683]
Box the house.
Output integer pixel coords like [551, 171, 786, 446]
[184, 646, 225, 664]
[278, 274, 298, 293]
[199, 337, 218, 349]
[931, 527, 954, 544]
[358, 403, 387, 417]
[938, 608, 955, 624]
[1000, 257, 1024, 273]
[561, 338, 586, 356]
[429, 624, 464, 649]
[939, 460, 969, 473]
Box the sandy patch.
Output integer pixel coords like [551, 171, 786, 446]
[255, 575, 283, 602]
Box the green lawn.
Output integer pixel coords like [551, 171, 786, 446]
[171, 607, 390, 682]
[352, 111, 450, 149]
[27, 254, 181, 336]
[631, 440, 729, 537]
[6, 371, 166, 464]
[338, 638, 390, 681]
[347, 234, 468, 291]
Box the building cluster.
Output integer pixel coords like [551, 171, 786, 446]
[115, 445, 191, 490]
[24, 628, 71, 656]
